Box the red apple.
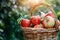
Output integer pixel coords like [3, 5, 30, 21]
[30, 15, 41, 25]
[42, 16, 55, 28]
[21, 19, 30, 27]
[34, 24, 43, 28]
[45, 11, 55, 18]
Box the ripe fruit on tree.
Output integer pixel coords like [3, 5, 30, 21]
[42, 16, 55, 28]
[30, 15, 41, 25]
[21, 19, 30, 27]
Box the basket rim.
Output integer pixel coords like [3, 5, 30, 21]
[22, 27, 58, 32]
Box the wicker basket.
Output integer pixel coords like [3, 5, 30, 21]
[22, 3, 59, 40]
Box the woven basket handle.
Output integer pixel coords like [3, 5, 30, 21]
[30, 3, 55, 16]
[30, 3, 59, 30]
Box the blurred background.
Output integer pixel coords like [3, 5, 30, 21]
[0, 0, 60, 40]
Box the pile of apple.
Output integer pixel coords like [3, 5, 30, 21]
[21, 11, 55, 29]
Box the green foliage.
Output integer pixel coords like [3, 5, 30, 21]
[0, 0, 25, 40]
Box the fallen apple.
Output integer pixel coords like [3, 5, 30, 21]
[21, 19, 30, 27]
[42, 16, 55, 28]
[30, 15, 41, 25]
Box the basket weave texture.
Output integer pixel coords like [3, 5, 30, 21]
[22, 3, 59, 40]
[22, 28, 58, 40]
